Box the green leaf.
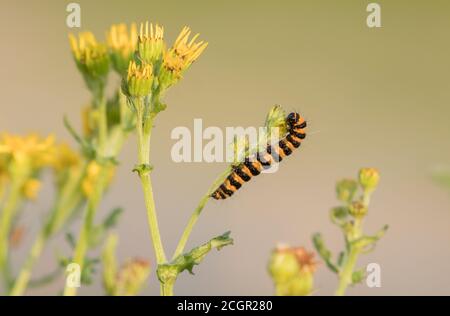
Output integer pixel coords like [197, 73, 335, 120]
[89, 208, 124, 248]
[352, 269, 365, 284]
[351, 225, 389, 250]
[102, 208, 123, 229]
[63, 115, 96, 159]
[330, 206, 349, 227]
[157, 231, 233, 284]
[132, 164, 153, 177]
[312, 233, 339, 274]
[65, 232, 77, 249]
[337, 251, 346, 267]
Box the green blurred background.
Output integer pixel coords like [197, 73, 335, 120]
[1, 0, 450, 295]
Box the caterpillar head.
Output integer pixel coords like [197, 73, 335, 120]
[286, 112, 300, 129]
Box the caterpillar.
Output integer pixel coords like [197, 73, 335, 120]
[211, 112, 307, 200]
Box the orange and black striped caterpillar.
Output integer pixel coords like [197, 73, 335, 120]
[211, 112, 307, 200]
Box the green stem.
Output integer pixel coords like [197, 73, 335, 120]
[9, 231, 47, 296]
[335, 247, 359, 296]
[98, 95, 108, 148]
[63, 165, 109, 296]
[172, 167, 232, 259]
[0, 169, 27, 292]
[10, 162, 88, 296]
[172, 195, 210, 259]
[335, 218, 363, 296]
[161, 280, 175, 296]
[136, 108, 167, 265]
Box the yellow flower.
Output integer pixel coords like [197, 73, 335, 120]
[82, 161, 115, 197]
[69, 32, 109, 89]
[115, 258, 151, 296]
[22, 178, 41, 200]
[159, 26, 207, 88]
[268, 245, 317, 296]
[125, 60, 153, 97]
[51, 143, 80, 171]
[107, 23, 138, 75]
[172, 26, 208, 66]
[0, 133, 55, 166]
[137, 22, 165, 64]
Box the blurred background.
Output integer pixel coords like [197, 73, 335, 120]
[1, 0, 450, 295]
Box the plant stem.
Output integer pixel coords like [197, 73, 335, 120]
[0, 169, 27, 292]
[98, 95, 108, 147]
[172, 167, 232, 259]
[335, 218, 363, 296]
[63, 165, 109, 296]
[9, 231, 46, 296]
[160, 279, 175, 296]
[172, 194, 210, 259]
[10, 162, 87, 296]
[335, 247, 358, 296]
[136, 109, 167, 265]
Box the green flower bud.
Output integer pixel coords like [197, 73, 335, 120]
[349, 201, 368, 218]
[125, 61, 153, 98]
[69, 32, 110, 93]
[268, 245, 316, 296]
[264, 105, 287, 138]
[336, 179, 358, 203]
[107, 23, 138, 76]
[137, 22, 165, 65]
[359, 168, 380, 191]
[115, 258, 150, 296]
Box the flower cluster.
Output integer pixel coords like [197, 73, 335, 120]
[313, 168, 388, 295]
[0, 133, 81, 201]
[268, 245, 317, 296]
[124, 22, 208, 107]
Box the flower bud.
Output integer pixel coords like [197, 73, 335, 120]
[336, 179, 358, 203]
[22, 178, 41, 200]
[268, 245, 316, 296]
[115, 258, 150, 296]
[107, 23, 138, 75]
[69, 32, 110, 91]
[358, 168, 380, 192]
[158, 26, 207, 89]
[137, 22, 165, 65]
[125, 61, 153, 98]
[264, 105, 287, 139]
[82, 161, 115, 197]
[349, 201, 368, 218]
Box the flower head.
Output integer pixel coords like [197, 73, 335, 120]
[159, 26, 207, 88]
[125, 61, 153, 97]
[107, 23, 138, 75]
[137, 22, 165, 64]
[358, 168, 380, 192]
[115, 258, 151, 296]
[50, 143, 80, 172]
[172, 26, 208, 66]
[349, 201, 368, 218]
[69, 32, 109, 91]
[336, 179, 358, 203]
[0, 133, 55, 167]
[22, 178, 41, 200]
[82, 161, 115, 197]
[268, 245, 317, 296]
